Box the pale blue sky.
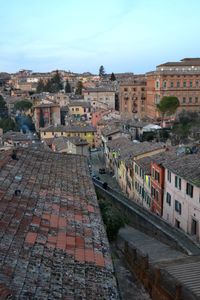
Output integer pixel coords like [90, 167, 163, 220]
[0, 0, 199, 73]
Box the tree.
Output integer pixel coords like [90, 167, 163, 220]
[75, 80, 83, 95]
[99, 65, 106, 77]
[50, 71, 63, 92]
[43, 71, 63, 93]
[0, 95, 8, 118]
[157, 96, 179, 124]
[0, 117, 17, 132]
[36, 79, 45, 93]
[65, 80, 71, 93]
[14, 100, 32, 112]
[110, 72, 116, 81]
[99, 200, 126, 241]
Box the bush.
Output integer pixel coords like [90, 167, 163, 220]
[99, 200, 126, 241]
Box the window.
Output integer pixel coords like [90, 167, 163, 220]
[190, 81, 193, 87]
[135, 164, 138, 174]
[61, 132, 63, 136]
[166, 192, 171, 206]
[189, 97, 192, 103]
[195, 97, 198, 103]
[135, 181, 138, 190]
[75, 108, 79, 111]
[182, 97, 186, 104]
[152, 168, 155, 178]
[186, 183, 193, 198]
[156, 81, 159, 89]
[175, 200, 182, 215]
[44, 132, 46, 136]
[124, 88, 128, 92]
[177, 81, 180, 88]
[170, 81, 174, 88]
[155, 170, 160, 183]
[151, 187, 155, 197]
[175, 176, 181, 190]
[155, 190, 159, 201]
[183, 81, 186, 88]
[167, 170, 171, 182]
[196, 80, 199, 87]
[163, 81, 167, 88]
[72, 108, 74, 111]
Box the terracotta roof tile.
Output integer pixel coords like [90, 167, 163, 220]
[0, 148, 119, 299]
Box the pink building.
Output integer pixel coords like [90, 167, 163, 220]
[162, 148, 200, 240]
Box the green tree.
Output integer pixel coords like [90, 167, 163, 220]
[50, 71, 63, 92]
[0, 117, 17, 132]
[110, 72, 116, 81]
[99, 200, 125, 241]
[0, 95, 8, 118]
[65, 80, 71, 93]
[75, 80, 83, 95]
[44, 71, 63, 93]
[99, 65, 106, 77]
[157, 96, 180, 123]
[36, 79, 45, 93]
[14, 100, 32, 112]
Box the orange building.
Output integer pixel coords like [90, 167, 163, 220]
[33, 102, 61, 131]
[119, 76, 146, 119]
[146, 58, 200, 120]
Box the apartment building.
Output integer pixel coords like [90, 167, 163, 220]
[83, 88, 115, 110]
[68, 101, 91, 121]
[162, 148, 200, 239]
[146, 58, 200, 120]
[40, 123, 96, 147]
[119, 77, 147, 119]
[134, 156, 152, 210]
[33, 102, 61, 130]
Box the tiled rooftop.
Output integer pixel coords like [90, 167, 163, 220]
[0, 149, 119, 299]
[41, 124, 96, 133]
[108, 138, 165, 159]
[162, 150, 200, 187]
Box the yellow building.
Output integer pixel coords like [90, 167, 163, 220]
[68, 101, 91, 121]
[40, 124, 96, 147]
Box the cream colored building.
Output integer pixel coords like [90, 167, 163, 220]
[83, 88, 115, 110]
[162, 151, 200, 240]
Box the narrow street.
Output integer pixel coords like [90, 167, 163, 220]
[90, 150, 151, 300]
[89, 149, 122, 192]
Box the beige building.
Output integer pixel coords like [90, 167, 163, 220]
[83, 88, 115, 110]
[52, 136, 89, 156]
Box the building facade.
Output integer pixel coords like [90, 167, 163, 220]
[83, 88, 115, 110]
[146, 58, 200, 120]
[119, 77, 146, 119]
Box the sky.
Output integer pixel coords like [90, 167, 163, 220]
[0, 0, 200, 74]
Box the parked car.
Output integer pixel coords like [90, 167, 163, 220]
[99, 168, 106, 174]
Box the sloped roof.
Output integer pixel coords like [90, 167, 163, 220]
[0, 148, 119, 299]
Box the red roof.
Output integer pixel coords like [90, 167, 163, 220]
[0, 148, 118, 299]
